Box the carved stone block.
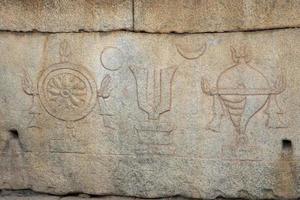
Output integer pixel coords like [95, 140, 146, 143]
[134, 0, 300, 33]
[0, 29, 299, 199]
[0, 0, 133, 32]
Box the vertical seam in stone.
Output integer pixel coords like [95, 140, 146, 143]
[132, 0, 135, 31]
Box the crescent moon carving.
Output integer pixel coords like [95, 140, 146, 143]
[176, 43, 207, 60]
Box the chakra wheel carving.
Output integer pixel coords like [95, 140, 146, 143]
[22, 40, 114, 132]
[38, 63, 97, 122]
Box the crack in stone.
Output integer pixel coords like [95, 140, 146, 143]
[0, 189, 260, 199]
[0, 26, 298, 35]
[0, 188, 293, 200]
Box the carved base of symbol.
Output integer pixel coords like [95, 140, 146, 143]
[27, 114, 41, 129]
[27, 96, 42, 129]
[135, 144, 175, 155]
[49, 138, 85, 153]
[221, 135, 258, 160]
[134, 121, 175, 155]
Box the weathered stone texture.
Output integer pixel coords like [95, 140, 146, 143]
[134, 0, 300, 33]
[0, 0, 133, 32]
[0, 29, 299, 199]
[0, 196, 59, 200]
[1, 1, 300, 199]
[0, 196, 185, 200]
[0, 195, 149, 200]
[1, 0, 300, 33]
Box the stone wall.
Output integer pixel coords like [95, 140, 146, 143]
[0, 0, 300, 199]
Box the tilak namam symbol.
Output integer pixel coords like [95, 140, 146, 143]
[130, 66, 178, 154]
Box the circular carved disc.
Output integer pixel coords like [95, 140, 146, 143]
[100, 47, 124, 71]
[38, 63, 97, 122]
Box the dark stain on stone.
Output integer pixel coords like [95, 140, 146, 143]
[274, 138, 297, 199]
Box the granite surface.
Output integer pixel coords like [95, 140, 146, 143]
[0, 29, 299, 199]
[1, 1, 300, 199]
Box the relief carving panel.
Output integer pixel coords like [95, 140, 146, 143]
[0, 29, 299, 199]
